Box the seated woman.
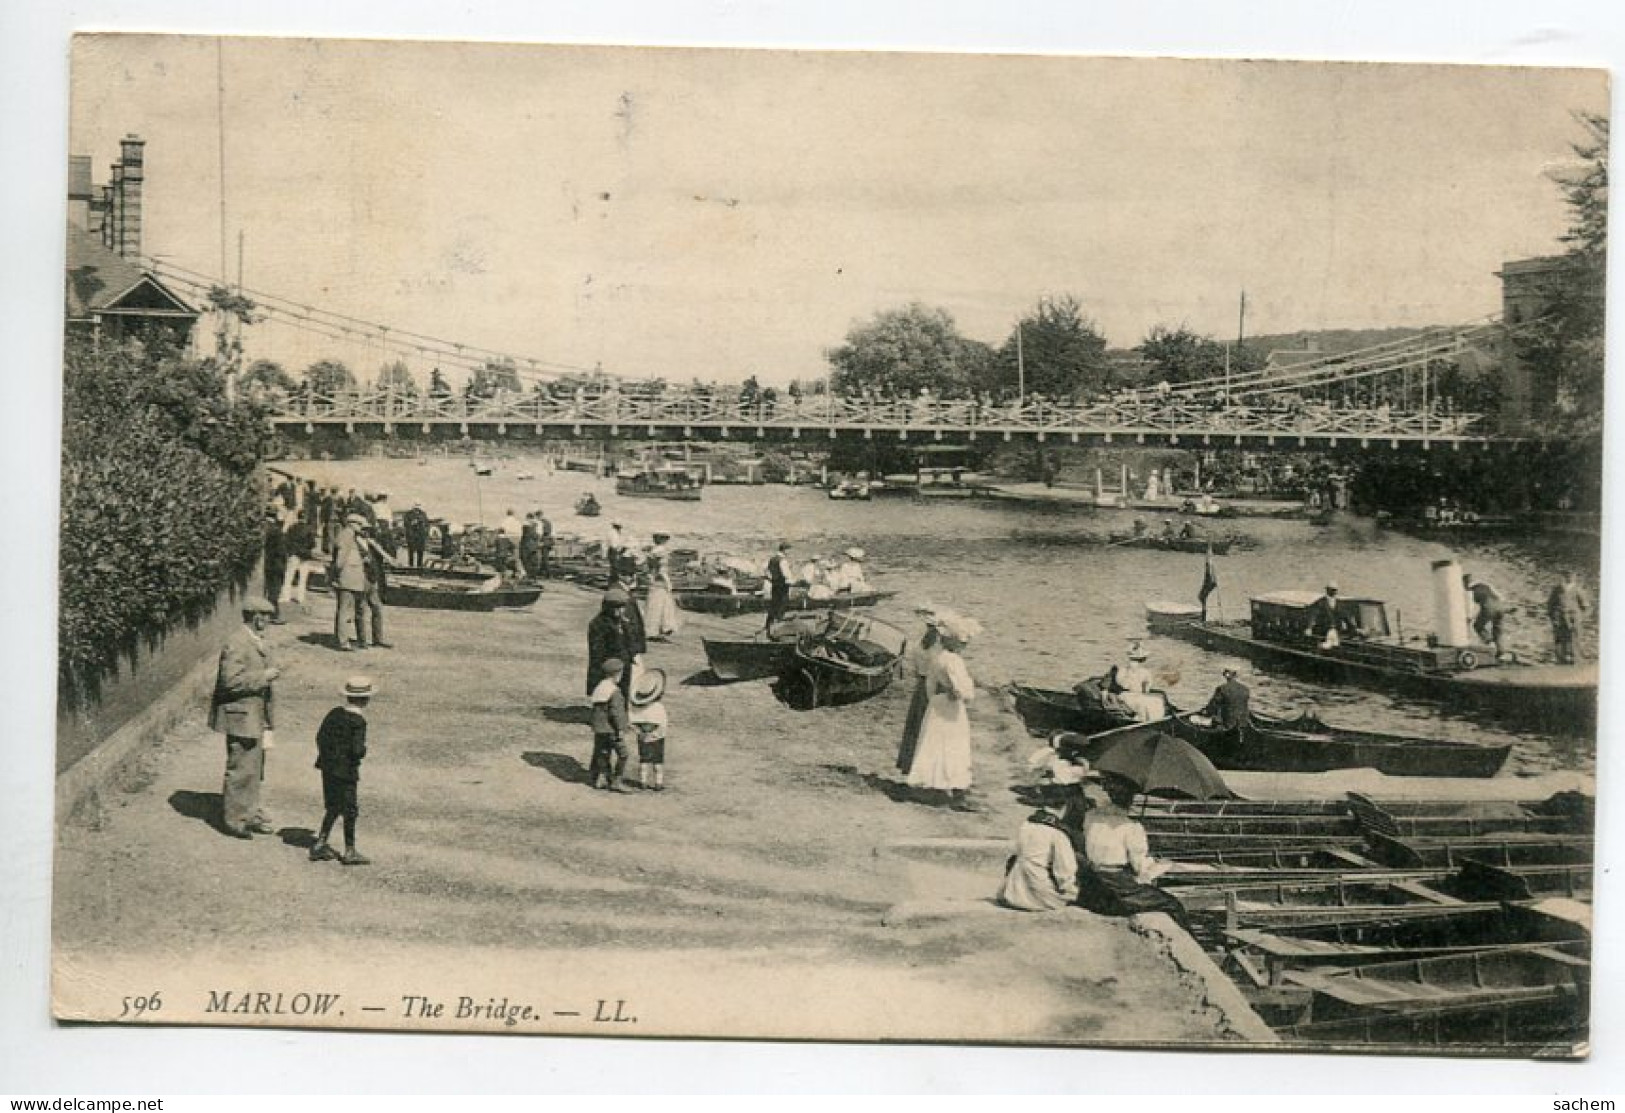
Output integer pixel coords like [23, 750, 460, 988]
[1075, 775, 1192, 932]
[1076, 666, 1133, 719]
[998, 783, 1079, 912]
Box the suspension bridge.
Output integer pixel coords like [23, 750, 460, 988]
[148, 258, 1542, 452]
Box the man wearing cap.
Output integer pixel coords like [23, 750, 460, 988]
[588, 657, 631, 791]
[1306, 583, 1354, 649]
[330, 513, 370, 651]
[587, 585, 646, 697]
[1201, 668, 1251, 734]
[209, 599, 282, 838]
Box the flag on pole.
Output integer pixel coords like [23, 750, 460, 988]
[1198, 543, 1218, 618]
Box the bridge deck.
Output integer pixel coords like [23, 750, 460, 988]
[270, 391, 1517, 447]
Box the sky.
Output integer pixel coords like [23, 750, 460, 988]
[70, 36, 1608, 386]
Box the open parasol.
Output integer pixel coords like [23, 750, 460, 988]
[1084, 727, 1234, 800]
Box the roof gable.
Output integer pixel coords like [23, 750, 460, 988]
[65, 226, 197, 320]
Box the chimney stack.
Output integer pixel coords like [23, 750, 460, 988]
[67, 155, 93, 231]
[99, 184, 116, 247]
[116, 134, 145, 259]
[109, 162, 125, 251]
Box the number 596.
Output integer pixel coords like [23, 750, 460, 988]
[119, 991, 163, 1018]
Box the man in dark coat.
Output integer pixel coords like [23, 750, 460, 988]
[1306, 583, 1355, 646]
[262, 511, 288, 623]
[519, 520, 542, 579]
[764, 540, 794, 635]
[209, 599, 281, 838]
[403, 502, 431, 569]
[586, 585, 646, 696]
[358, 524, 392, 649]
[1201, 668, 1251, 733]
[537, 511, 554, 576]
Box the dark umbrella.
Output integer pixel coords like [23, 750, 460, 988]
[1084, 727, 1234, 800]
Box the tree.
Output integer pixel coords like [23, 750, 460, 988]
[240, 358, 296, 401]
[988, 295, 1111, 399]
[738, 375, 763, 405]
[466, 357, 522, 399]
[374, 359, 418, 395]
[826, 302, 989, 398]
[1515, 111, 1607, 427]
[60, 334, 266, 696]
[205, 285, 259, 373]
[1137, 325, 1264, 387]
[304, 358, 356, 395]
[428, 367, 452, 400]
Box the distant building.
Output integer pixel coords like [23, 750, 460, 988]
[1496, 254, 1580, 424]
[64, 135, 199, 347]
[1264, 337, 1322, 371]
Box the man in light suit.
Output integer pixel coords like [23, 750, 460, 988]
[330, 513, 369, 651]
[210, 598, 282, 838]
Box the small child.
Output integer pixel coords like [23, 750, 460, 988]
[588, 657, 630, 792]
[628, 668, 669, 791]
[311, 675, 374, 865]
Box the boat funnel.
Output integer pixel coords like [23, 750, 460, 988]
[1430, 558, 1472, 647]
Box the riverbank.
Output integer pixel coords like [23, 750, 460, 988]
[54, 579, 1250, 1045]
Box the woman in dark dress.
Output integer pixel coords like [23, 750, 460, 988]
[1074, 775, 1192, 931]
[895, 610, 940, 775]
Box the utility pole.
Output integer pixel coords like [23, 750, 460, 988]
[216, 37, 228, 284]
[1016, 321, 1026, 403]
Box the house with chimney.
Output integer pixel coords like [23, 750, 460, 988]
[65, 135, 199, 347]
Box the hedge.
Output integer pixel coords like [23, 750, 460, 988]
[59, 335, 268, 704]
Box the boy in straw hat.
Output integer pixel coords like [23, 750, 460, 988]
[311, 675, 375, 865]
[628, 668, 670, 791]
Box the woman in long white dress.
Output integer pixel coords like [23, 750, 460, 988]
[905, 612, 981, 803]
[643, 533, 682, 640]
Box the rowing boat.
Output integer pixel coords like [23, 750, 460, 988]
[675, 587, 897, 617]
[1362, 831, 1593, 870]
[701, 614, 827, 681]
[381, 570, 543, 611]
[1155, 711, 1512, 778]
[1108, 534, 1235, 554]
[1008, 682, 1169, 736]
[1281, 945, 1589, 1031]
[774, 612, 907, 711]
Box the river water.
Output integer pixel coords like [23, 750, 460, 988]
[281, 455, 1601, 777]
